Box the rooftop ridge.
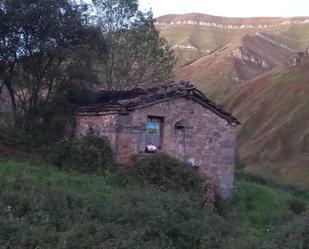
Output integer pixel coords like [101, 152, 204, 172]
[76, 81, 240, 125]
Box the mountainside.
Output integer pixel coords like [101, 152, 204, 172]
[224, 64, 309, 187]
[156, 13, 309, 187]
[156, 13, 309, 98]
[173, 33, 295, 99]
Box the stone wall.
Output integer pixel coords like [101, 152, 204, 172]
[75, 97, 237, 200]
[75, 113, 119, 154]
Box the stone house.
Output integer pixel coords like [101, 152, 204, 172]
[76, 81, 240, 200]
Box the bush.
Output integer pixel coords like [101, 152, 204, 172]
[288, 198, 307, 214]
[0, 174, 245, 249]
[49, 130, 113, 173]
[0, 175, 105, 249]
[130, 153, 205, 192]
[257, 211, 309, 249]
[199, 216, 254, 249]
[0, 128, 43, 153]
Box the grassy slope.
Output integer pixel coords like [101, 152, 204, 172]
[0, 159, 308, 245]
[159, 24, 307, 101]
[172, 37, 294, 103]
[0, 159, 210, 249]
[158, 14, 309, 93]
[157, 13, 309, 52]
[223, 65, 309, 187]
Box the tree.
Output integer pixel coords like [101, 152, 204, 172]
[0, 0, 103, 132]
[93, 0, 175, 90]
[0, 0, 175, 140]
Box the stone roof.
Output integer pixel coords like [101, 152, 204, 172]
[77, 81, 240, 125]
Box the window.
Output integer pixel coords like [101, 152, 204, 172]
[145, 117, 162, 149]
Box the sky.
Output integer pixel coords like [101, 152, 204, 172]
[138, 0, 309, 18]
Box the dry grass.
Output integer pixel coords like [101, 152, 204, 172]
[224, 66, 309, 187]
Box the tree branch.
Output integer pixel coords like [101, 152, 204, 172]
[0, 81, 4, 97]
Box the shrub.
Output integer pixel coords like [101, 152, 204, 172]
[0, 173, 246, 249]
[199, 216, 254, 249]
[49, 139, 75, 166]
[0, 128, 43, 153]
[130, 153, 205, 192]
[0, 175, 104, 249]
[257, 211, 309, 249]
[49, 130, 113, 173]
[288, 198, 307, 214]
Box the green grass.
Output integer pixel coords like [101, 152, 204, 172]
[0, 159, 124, 198]
[232, 180, 299, 237]
[0, 158, 308, 249]
[0, 159, 208, 249]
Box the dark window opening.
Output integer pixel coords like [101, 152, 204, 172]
[145, 117, 163, 152]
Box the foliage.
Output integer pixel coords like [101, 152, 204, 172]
[0, 159, 309, 249]
[258, 212, 309, 249]
[49, 130, 113, 173]
[0, 170, 223, 249]
[231, 179, 296, 237]
[130, 153, 205, 192]
[198, 218, 254, 249]
[0, 0, 102, 130]
[0, 128, 113, 174]
[93, 0, 175, 90]
[0, 0, 175, 149]
[287, 198, 307, 215]
[0, 175, 107, 249]
[0, 97, 77, 152]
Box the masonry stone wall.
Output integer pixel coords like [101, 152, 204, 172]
[76, 97, 236, 200]
[75, 113, 119, 153]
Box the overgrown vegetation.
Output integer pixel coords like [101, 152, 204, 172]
[0, 0, 176, 181]
[130, 153, 205, 192]
[1, 1, 309, 248]
[0, 0, 175, 139]
[0, 159, 308, 249]
[49, 130, 113, 173]
[0, 128, 114, 174]
[93, 0, 175, 90]
[259, 212, 309, 249]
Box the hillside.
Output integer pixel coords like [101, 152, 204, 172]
[173, 33, 294, 99]
[156, 13, 309, 99]
[156, 13, 309, 54]
[223, 64, 309, 187]
[1, 159, 308, 248]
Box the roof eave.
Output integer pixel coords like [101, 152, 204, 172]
[191, 93, 241, 125]
[76, 89, 241, 125]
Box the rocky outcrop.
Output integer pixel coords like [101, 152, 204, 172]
[172, 44, 211, 53]
[155, 19, 309, 30]
[229, 47, 270, 69]
[288, 50, 309, 66]
[172, 44, 198, 51]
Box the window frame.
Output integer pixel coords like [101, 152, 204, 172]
[145, 116, 164, 150]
